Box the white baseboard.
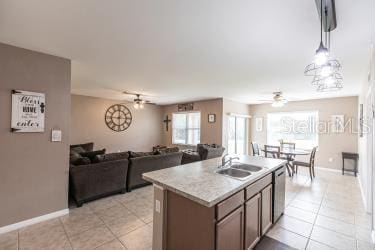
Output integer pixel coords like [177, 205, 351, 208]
[0, 209, 69, 235]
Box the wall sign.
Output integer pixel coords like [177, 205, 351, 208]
[11, 90, 45, 132]
[178, 103, 194, 111]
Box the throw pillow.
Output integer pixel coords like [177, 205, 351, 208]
[80, 149, 106, 161]
[74, 157, 91, 165]
[71, 146, 86, 154]
[69, 151, 82, 164]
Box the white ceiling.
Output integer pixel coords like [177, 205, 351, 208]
[0, 0, 374, 104]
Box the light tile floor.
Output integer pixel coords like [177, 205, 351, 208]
[268, 168, 374, 250]
[0, 168, 373, 250]
[0, 186, 154, 250]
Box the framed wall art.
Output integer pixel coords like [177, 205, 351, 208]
[11, 90, 45, 133]
[255, 117, 263, 132]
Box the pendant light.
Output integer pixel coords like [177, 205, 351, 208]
[314, 0, 329, 66]
[304, 0, 343, 92]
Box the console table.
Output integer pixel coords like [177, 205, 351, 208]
[342, 152, 359, 177]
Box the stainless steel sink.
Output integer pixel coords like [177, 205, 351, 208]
[231, 164, 263, 172]
[216, 168, 252, 180]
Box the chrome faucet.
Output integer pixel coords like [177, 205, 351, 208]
[221, 154, 240, 167]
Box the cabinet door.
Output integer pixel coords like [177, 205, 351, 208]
[245, 193, 261, 250]
[216, 206, 244, 250]
[261, 184, 273, 235]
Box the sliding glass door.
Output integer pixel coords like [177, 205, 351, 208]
[228, 116, 247, 155]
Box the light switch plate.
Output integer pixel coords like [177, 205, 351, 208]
[51, 129, 62, 142]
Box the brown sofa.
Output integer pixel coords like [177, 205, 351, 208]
[69, 143, 129, 206]
[181, 144, 225, 164]
[127, 151, 183, 191]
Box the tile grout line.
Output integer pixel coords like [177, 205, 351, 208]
[91, 193, 153, 249]
[304, 177, 328, 250]
[89, 201, 128, 250]
[58, 217, 74, 250]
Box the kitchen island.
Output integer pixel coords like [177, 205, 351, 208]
[143, 155, 287, 250]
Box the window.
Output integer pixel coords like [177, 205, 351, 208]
[172, 112, 201, 145]
[228, 116, 248, 154]
[267, 111, 319, 149]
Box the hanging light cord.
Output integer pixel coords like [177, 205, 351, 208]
[325, 6, 329, 50]
[320, 0, 323, 43]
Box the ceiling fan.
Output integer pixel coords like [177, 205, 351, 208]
[258, 92, 288, 107]
[122, 91, 156, 109]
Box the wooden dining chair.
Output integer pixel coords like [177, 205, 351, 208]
[251, 142, 261, 156]
[293, 147, 318, 180]
[264, 145, 280, 159]
[280, 142, 296, 160]
[280, 142, 296, 150]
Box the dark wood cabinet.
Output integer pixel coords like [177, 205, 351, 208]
[245, 193, 261, 250]
[158, 173, 280, 250]
[261, 184, 273, 235]
[216, 206, 244, 250]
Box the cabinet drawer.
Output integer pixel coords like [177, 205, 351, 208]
[245, 174, 272, 200]
[216, 190, 244, 221]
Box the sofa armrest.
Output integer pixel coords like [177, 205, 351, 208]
[69, 159, 129, 203]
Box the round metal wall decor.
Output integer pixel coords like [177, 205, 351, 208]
[105, 104, 132, 132]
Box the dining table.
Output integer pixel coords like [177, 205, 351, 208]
[261, 147, 310, 177]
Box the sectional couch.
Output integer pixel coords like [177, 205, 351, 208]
[69, 143, 183, 206]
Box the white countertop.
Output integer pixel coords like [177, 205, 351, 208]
[142, 155, 287, 207]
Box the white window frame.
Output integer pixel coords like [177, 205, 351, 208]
[227, 115, 249, 155]
[172, 111, 201, 146]
[266, 110, 319, 150]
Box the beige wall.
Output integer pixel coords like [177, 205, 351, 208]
[249, 96, 358, 170]
[162, 99, 223, 147]
[71, 95, 163, 152]
[0, 43, 71, 227]
[222, 99, 252, 153]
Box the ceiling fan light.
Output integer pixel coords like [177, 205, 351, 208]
[133, 102, 140, 109]
[139, 103, 144, 109]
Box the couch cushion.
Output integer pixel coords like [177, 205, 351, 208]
[80, 149, 106, 161]
[156, 147, 180, 155]
[129, 151, 156, 158]
[101, 152, 130, 162]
